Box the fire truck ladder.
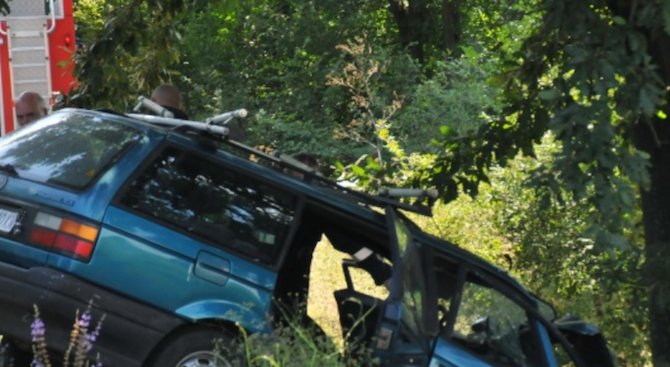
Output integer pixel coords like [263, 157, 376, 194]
[0, 0, 56, 114]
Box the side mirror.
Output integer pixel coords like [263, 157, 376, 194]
[471, 316, 490, 334]
[469, 316, 491, 347]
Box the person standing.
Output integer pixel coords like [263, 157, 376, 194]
[14, 91, 48, 127]
[150, 84, 189, 120]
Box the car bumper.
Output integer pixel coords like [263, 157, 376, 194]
[0, 262, 186, 367]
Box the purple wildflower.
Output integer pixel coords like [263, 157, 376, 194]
[84, 315, 103, 351]
[32, 358, 44, 367]
[86, 332, 97, 344]
[31, 318, 45, 342]
[84, 334, 96, 352]
[77, 311, 92, 329]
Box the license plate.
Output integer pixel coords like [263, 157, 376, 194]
[0, 208, 18, 233]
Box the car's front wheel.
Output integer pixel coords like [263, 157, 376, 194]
[144, 326, 236, 367]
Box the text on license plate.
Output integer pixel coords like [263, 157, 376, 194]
[0, 208, 18, 233]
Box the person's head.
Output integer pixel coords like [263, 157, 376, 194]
[15, 91, 48, 127]
[286, 153, 320, 179]
[150, 84, 183, 111]
[294, 153, 319, 171]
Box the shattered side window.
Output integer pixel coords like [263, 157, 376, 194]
[450, 274, 542, 367]
[120, 146, 298, 264]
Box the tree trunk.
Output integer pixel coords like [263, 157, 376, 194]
[441, 0, 460, 51]
[634, 117, 670, 367]
[387, 0, 428, 63]
[633, 30, 670, 367]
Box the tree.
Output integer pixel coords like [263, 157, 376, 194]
[66, 0, 197, 110]
[67, 0, 660, 361]
[420, 1, 670, 364]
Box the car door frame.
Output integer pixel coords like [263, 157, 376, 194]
[372, 207, 438, 366]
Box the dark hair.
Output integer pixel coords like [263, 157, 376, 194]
[294, 153, 319, 170]
[162, 105, 190, 120]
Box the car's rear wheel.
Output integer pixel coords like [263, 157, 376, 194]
[173, 350, 222, 367]
[144, 327, 236, 367]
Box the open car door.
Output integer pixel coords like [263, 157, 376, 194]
[369, 207, 438, 366]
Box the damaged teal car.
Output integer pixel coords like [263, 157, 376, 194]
[0, 104, 615, 367]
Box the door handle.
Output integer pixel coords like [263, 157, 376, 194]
[194, 251, 230, 286]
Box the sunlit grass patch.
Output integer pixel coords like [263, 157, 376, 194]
[307, 237, 388, 347]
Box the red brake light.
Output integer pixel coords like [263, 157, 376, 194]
[54, 234, 94, 259]
[30, 212, 99, 262]
[29, 227, 57, 247]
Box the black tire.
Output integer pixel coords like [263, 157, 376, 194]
[0, 339, 33, 367]
[144, 327, 237, 367]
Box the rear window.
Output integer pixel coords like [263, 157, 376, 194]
[0, 110, 143, 190]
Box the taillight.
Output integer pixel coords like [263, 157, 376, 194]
[30, 212, 99, 262]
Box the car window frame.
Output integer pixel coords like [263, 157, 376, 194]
[436, 261, 554, 367]
[112, 141, 305, 271]
[439, 263, 595, 367]
[488, 275, 590, 367]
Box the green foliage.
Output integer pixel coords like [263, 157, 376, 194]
[67, 0, 669, 362]
[72, 0, 106, 46]
[386, 52, 505, 202]
[165, 0, 421, 172]
[412, 136, 650, 365]
[325, 36, 420, 189]
[248, 112, 342, 159]
[457, 0, 542, 57]
[487, 138, 649, 365]
[486, 0, 661, 243]
[68, 0, 195, 110]
[463, 3, 670, 361]
[396, 56, 501, 154]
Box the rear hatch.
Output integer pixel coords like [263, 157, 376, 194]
[0, 109, 151, 268]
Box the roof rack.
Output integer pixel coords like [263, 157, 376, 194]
[228, 143, 437, 216]
[125, 98, 437, 216]
[127, 113, 236, 136]
[133, 96, 175, 118]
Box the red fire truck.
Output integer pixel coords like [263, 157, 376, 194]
[0, 0, 76, 134]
